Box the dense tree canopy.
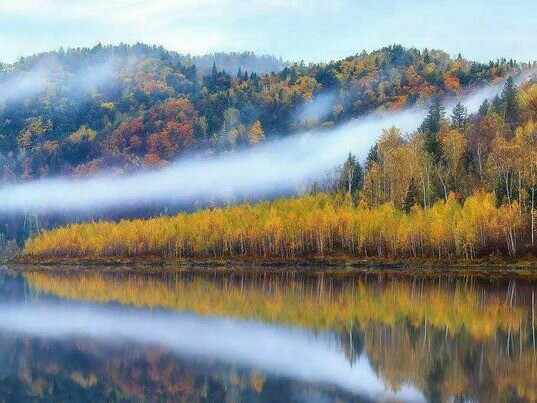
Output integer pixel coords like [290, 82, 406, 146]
[0, 43, 525, 181]
[24, 76, 537, 259]
[3, 44, 537, 256]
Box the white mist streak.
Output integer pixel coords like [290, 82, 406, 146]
[0, 303, 425, 401]
[0, 82, 510, 214]
[0, 60, 115, 102]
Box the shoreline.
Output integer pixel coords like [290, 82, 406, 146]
[7, 255, 537, 276]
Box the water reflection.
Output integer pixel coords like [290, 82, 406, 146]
[0, 302, 422, 402]
[0, 267, 536, 402]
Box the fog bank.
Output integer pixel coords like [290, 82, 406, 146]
[0, 80, 518, 214]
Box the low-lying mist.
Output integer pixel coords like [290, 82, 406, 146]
[0, 79, 520, 214]
[0, 302, 424, 401]
[0, 59, 116, 103]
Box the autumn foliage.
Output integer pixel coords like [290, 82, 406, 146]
[24, 191, 524, 259]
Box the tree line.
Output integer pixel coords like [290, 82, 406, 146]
[20, 74, 537, 260]
[22, 190, 525, 259]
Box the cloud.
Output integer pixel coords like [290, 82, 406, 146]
[1, 0, 536, 64]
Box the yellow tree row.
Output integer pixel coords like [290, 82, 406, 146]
[24, 190, 526, 259]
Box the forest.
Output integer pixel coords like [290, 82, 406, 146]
[0, 43, 523, 180]
[2, 43, 537, 259]
[22, 73, 537, 260]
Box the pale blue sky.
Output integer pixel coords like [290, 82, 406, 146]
[1, 0, 536, 63]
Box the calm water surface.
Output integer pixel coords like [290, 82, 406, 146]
[0, 266, 536, 402]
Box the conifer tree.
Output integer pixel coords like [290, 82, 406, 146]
[492, 95, 504, 115]
[403, 177, 419, 213]
[338, 153, 363, 195]
[451, 102, 468, 128]
[420, 97, 445, 162]
[365, 144, 379, 171]
[478, 99, 490, 116]
[501, 76, 519, 129]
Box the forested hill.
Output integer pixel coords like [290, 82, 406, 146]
[0, 43, 527, 181]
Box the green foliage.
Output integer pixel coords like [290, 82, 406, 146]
[338, 152, 363, 195]
[403, 177, 420, 213]
[501, 76, 520, 129]
[420, 97, 446, 162]
[451, 102, 468, 128]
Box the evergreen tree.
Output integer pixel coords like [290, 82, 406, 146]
[423, 48, 431, 64]
[501, 76, 519, 128]
[492, 95, 504, 115]
[365, 144, 379, 171]
[420, 97, 445, 162]
[403, 177, 419, 213]
[211, 62, 218, 77]
[338, 152, 363, 195]
[451, 102, 468, 128]
[236, 67, 243, 81]
[478, 99, 490, 116]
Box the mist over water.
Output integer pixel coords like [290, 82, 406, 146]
[0, 79, 521, 214]
[0, 302, 424, 401]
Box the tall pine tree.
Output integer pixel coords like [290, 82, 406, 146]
[339, 152, 363, 195]
[501, 76, 519, 129]
[420, 96, 445, 162]
[451, 102, 468, 128]
[403, 177, 420, 213]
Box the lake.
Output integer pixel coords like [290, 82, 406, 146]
[0, 266, 535, 402]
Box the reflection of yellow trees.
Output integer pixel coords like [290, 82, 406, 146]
[24, 271, 524, 339]
[24, 191, 523, 259]
[22, 270, 537, 401]
[363, 321, 537, 402]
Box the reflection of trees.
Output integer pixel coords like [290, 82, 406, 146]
[0, 333, 358, 402]
[22, 269, 537, 401]
[0, 270, 32, 303]
[337, 321, 364, 365]
[24, 270, 528, 338]
[0, 335, 199, 401]
[363, 319, 537, 402]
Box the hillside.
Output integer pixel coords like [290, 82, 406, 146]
[22, 75, 537, 260]
[0, 43, 523, 181]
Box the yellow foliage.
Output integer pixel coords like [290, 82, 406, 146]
[24, 191, 524, 259]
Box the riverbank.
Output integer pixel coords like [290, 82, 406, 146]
[9, 254, 537, 276]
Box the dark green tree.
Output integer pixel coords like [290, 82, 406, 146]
[365, 144, 379, 171]
[501, 76, 519, 129]
[211, 62, 218, 78]
[492, 95, 504, 115]
[420, 97, 445, 162]
[478, 99, 490, 116]
[403, 177, 420, 213]
[338, 152, 363, 196]
[451, 102, 468, 128]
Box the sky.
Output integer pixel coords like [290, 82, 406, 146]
[0, 0, 536, 64]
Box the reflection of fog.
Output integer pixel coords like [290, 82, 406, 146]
[0, 302, 424, 402]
